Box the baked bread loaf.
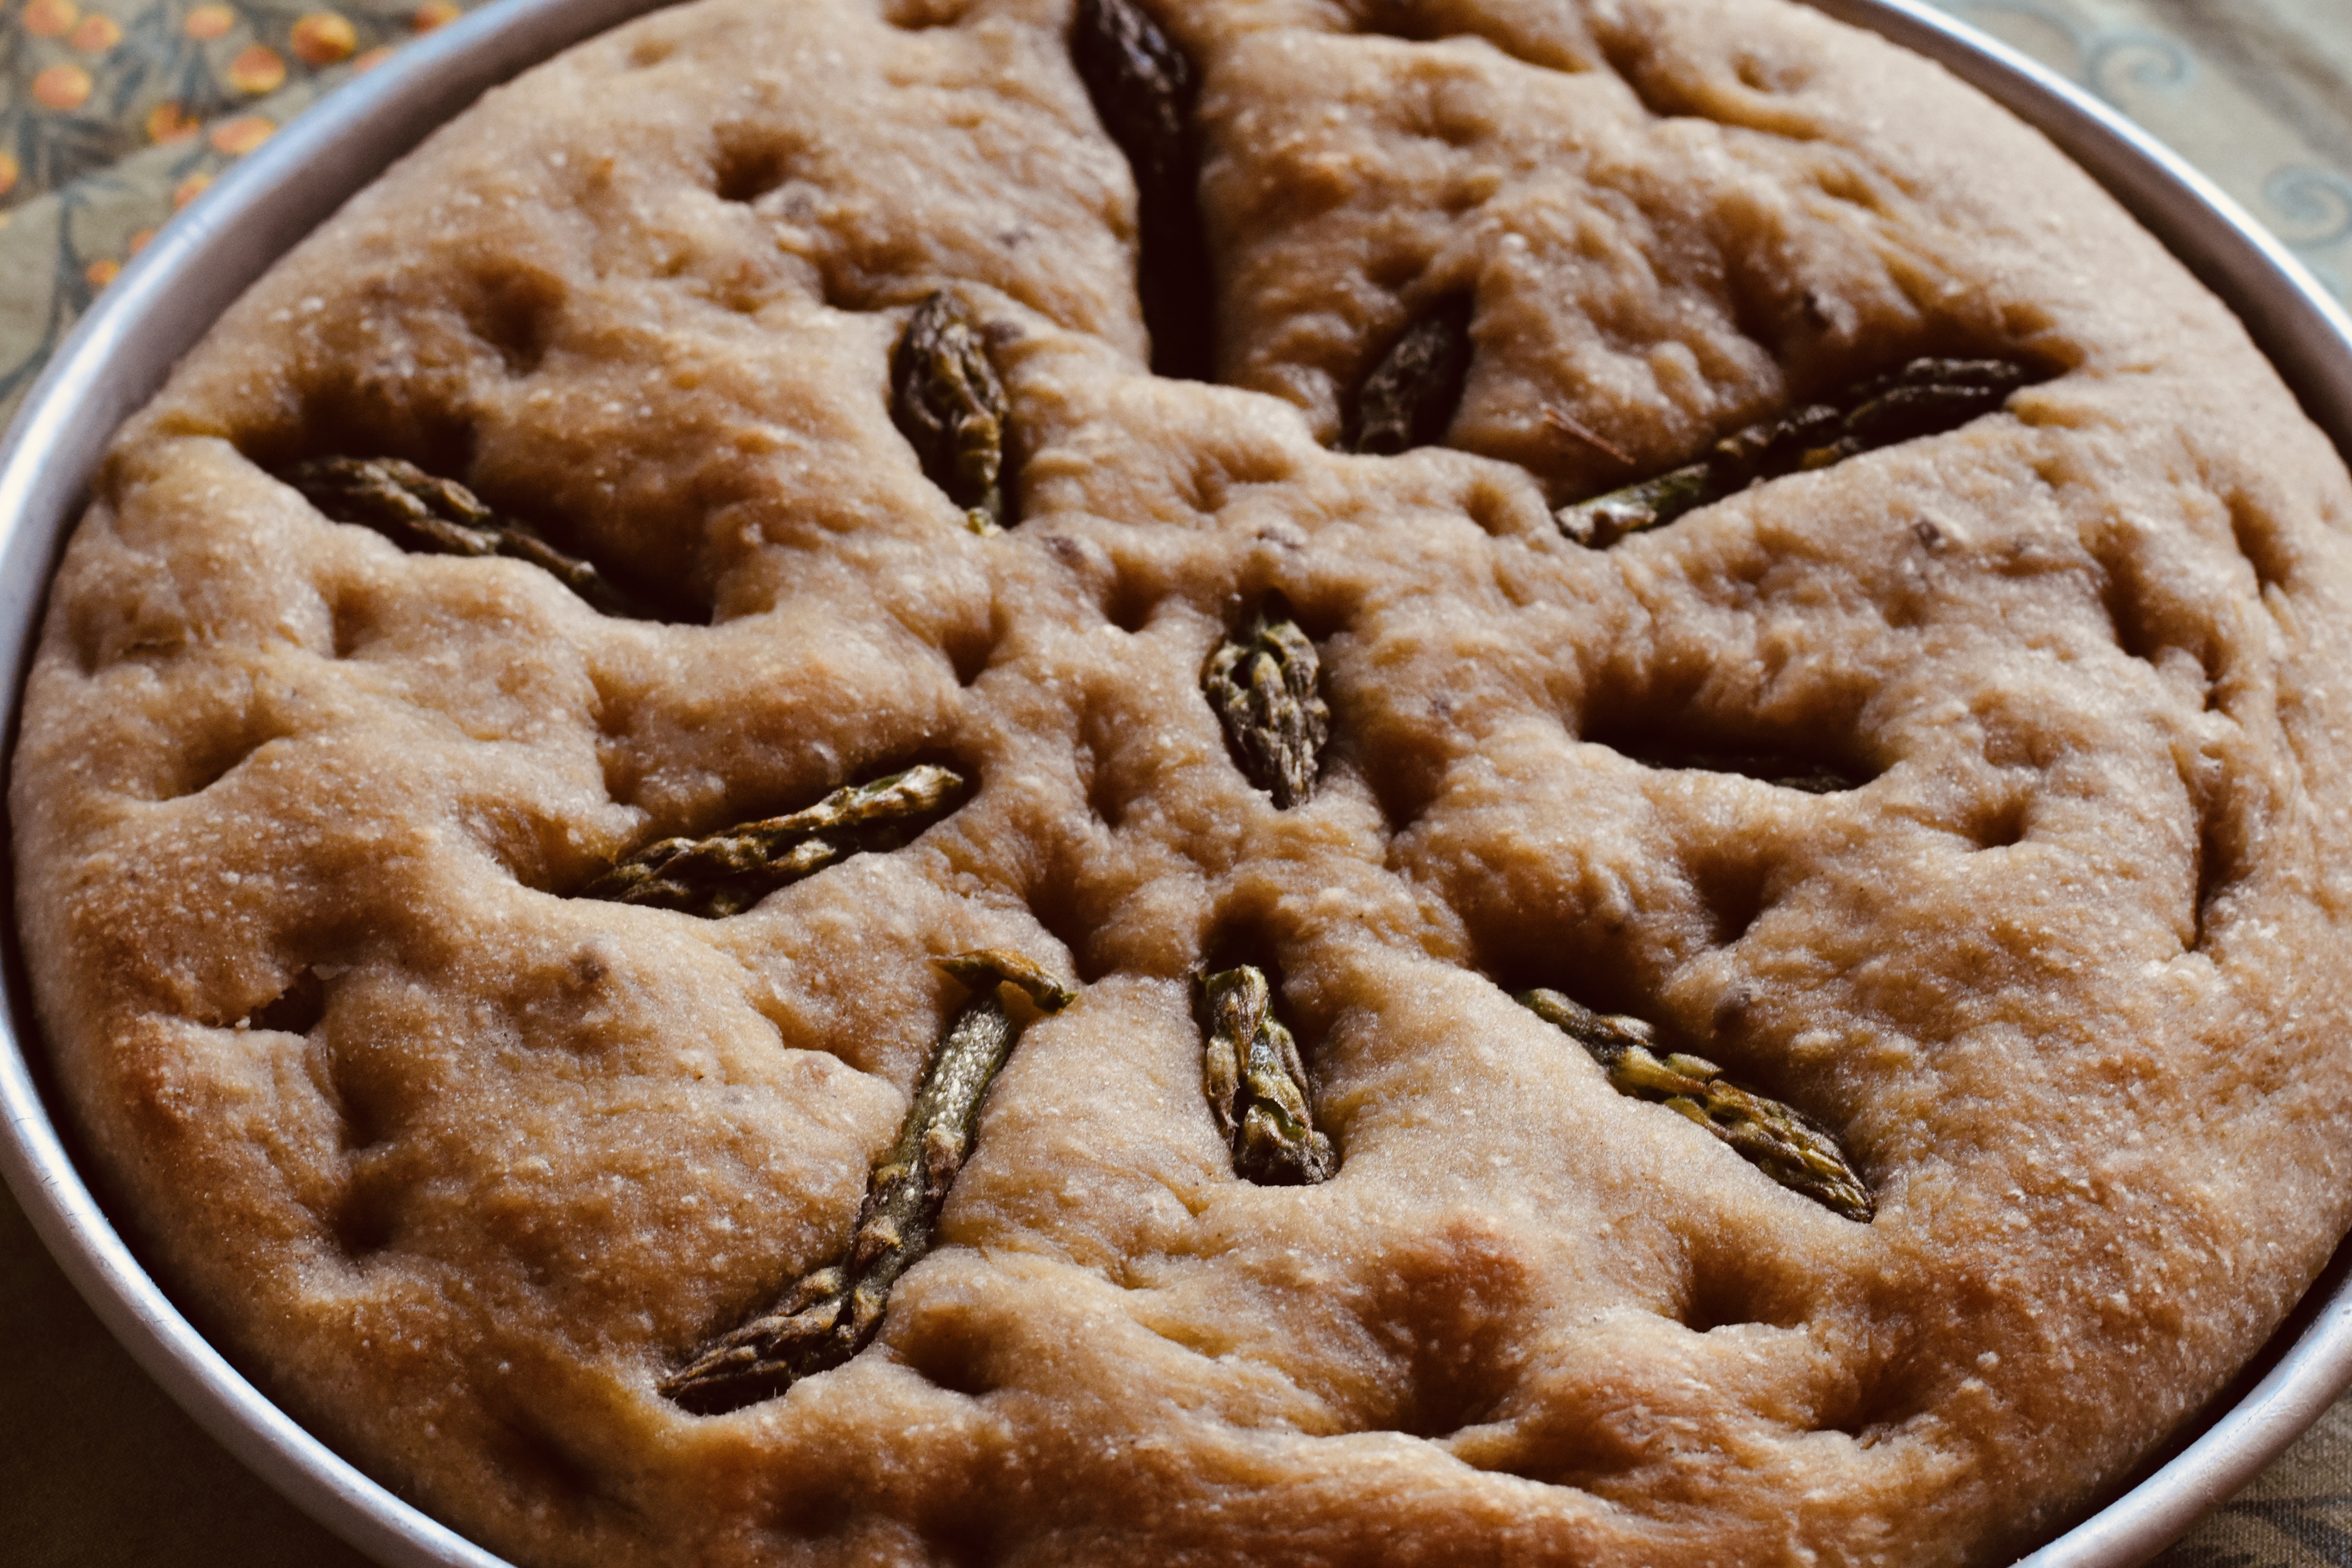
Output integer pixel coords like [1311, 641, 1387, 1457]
[16, 0, 2352, 1562]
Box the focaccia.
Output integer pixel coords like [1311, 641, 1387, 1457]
[16, 0, 2352, 1562]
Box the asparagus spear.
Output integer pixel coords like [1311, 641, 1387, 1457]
[1203, 607, 1329, 809]
[1557, 357, 2038, 548]
[1198, 964, 1336, 1186]
[281, 454, 659, 618]
[664, 950, 1074, 1415]
[584, 766, 966, 920]
[1517, 987, 1872, 1222]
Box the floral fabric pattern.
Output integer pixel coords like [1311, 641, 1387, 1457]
[1936, 0, 2352, 304]
[0, 0, 483, 414]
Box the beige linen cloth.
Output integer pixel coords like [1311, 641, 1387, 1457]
[1, 0, 2350, 1563]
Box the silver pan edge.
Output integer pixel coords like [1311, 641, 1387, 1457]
[0, 0, 2346, 1563]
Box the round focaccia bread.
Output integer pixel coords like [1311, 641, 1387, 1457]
[16, 0, 2352, 1563]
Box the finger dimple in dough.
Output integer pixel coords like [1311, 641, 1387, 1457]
[16, 0, 2352, 1565]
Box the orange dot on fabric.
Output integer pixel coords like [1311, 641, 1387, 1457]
[207, 114, 272, 154]
[146, 100, 197, 142]
[411, 0, 458, 31]
[127, 226, 156, 254]
[288, 10, 354, 63]
[85, 257, 120, 288]
[69, 12, 120, 49]
[31, 62, 93, 110]
[181, 2, 233, 38]
[22, 0, 79, 39]
[171, 170, 212, 208]
[349, 42, 391, 71]
[227, 42, 284, 93]
[0, 152, 18, 199]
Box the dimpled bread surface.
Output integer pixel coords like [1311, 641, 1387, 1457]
[15, 0, 2352, 1563]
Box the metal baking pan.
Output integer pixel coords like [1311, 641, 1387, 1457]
[2, 0, 2348, 1563]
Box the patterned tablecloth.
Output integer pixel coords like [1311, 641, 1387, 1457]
[2, 0, 2351, 1563]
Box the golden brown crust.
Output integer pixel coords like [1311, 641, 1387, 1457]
[17, 0, 2352, 1563]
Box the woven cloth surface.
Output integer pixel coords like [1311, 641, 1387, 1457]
[0, 0, 2349, 1564]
